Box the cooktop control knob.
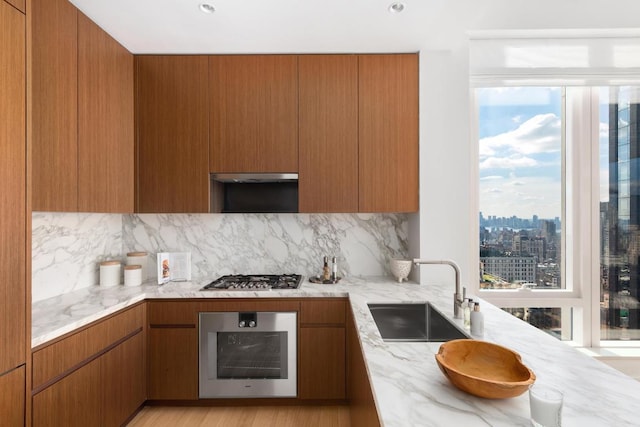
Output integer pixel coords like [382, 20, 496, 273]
[249, 320, 256, 328]
[238, 320, 246, 328]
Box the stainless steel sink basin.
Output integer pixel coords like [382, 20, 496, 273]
[368, 302, 469, 342]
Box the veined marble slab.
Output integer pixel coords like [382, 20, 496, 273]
[123, 213, 408, 280]
[32, 212, 408, 302]
[32, 277, 640, 426]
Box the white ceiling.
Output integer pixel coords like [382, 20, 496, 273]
[69, 0, 640, 55]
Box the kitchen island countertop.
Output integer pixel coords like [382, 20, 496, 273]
[32, 277, 640, 426]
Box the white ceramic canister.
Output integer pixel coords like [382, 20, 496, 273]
[124, 264, 142, 287]
[126, 251, 148, 283]
[100, 261, 121, 287]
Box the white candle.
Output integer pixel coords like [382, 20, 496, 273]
[529, 384, 563, 427]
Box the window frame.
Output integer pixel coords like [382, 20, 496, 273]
[472, 86, 638, 348]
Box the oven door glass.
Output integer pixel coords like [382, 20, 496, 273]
[216, 331, 288, 379]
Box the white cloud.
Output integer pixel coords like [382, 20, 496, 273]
[600, 121, 609, 142]
[480, 175, 503, 181]
[479, 175, 561, 218]
[479, 155, 537, 170]
[479, 113, 561, 157]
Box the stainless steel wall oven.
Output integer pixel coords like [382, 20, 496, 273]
[198, 311, 297, 398]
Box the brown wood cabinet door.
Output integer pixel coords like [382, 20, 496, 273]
[32, 358, 102, 427]
[136, 55, 210, 213]
[102, 333, 145, 427]
[299, 327, 346, 399]
[299, 55, 358, 213]
[0, 0, 26, 373]
[31, 0, 78, 211]
[0, 366, 25, 427]
[4, 0, 25, 13]
[78, 13, 134, 213]
[147, 327, 198, 400]
[358, 54, 419, 213]
[347, 308, 381, 426]
[210, 55, 298, 173]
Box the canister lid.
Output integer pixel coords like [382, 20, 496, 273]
[127, 252, 148, 257]
[124, 264, 142, 270]
[100, 261, 120, 266]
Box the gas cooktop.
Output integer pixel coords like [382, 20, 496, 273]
[201, 274, 303, 291]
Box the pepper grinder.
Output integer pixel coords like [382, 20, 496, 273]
[331, 256, 338, 282]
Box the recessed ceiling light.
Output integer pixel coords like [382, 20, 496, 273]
[388, 2, 405, 13]
[199, 3, 215, 14]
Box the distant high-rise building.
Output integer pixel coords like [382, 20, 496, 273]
[605, 87, 640, 332]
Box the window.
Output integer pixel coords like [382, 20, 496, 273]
[476, 86, 640, 345]
[478, 87, 563, 291]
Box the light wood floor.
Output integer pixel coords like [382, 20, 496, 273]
[127, 405, 351, 427]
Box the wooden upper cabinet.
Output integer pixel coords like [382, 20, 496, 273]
[299, 55, 358, 213]
[210, 55, 298, 173]
[31, 0, 78, 211]
[0, 0, 26, 374]
[4, 0, 25, 14]
[77, 13, 134, 213]
[136, 55, 210, 213]
[358, 54, 419, 213]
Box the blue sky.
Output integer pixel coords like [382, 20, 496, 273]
[478, 87, 612, 220]
[478, 87, 563, 219]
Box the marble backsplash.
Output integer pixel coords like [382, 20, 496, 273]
[33, 212, 409, 302]
[32, 212, 123, 302]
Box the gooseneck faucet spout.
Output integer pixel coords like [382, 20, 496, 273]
[412, 259, 464, 319]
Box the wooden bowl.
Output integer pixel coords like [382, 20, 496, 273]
[435, 339, 535, 399]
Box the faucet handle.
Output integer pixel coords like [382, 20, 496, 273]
[462, 287, 467, 300]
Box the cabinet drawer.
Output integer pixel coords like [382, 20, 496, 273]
[147, 301, 199, 325]
[300, 299, 346, 325]
[32, 357, 102, 427]
[32, 303, 144, 390]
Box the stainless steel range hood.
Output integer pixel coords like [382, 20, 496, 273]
[211, 173, 298, 183]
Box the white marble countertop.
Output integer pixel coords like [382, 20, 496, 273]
[33, 277, 640, 426]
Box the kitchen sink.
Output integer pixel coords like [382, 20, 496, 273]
[367, 302, 469, 342]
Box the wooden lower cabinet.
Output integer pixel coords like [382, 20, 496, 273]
[103, 332, 145, 426]
[32, 331, 144, 427]
[33, 358, 102, 427]
[32, 305, 145, 426]
[299, 327, 346, 399]
[0, 366, 25, 427]
[147, 326, 198, 400]
[299, 299, 347, 400]
[347, 306, 381, 426]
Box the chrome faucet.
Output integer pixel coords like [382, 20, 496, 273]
[412, 259, 465, 319]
